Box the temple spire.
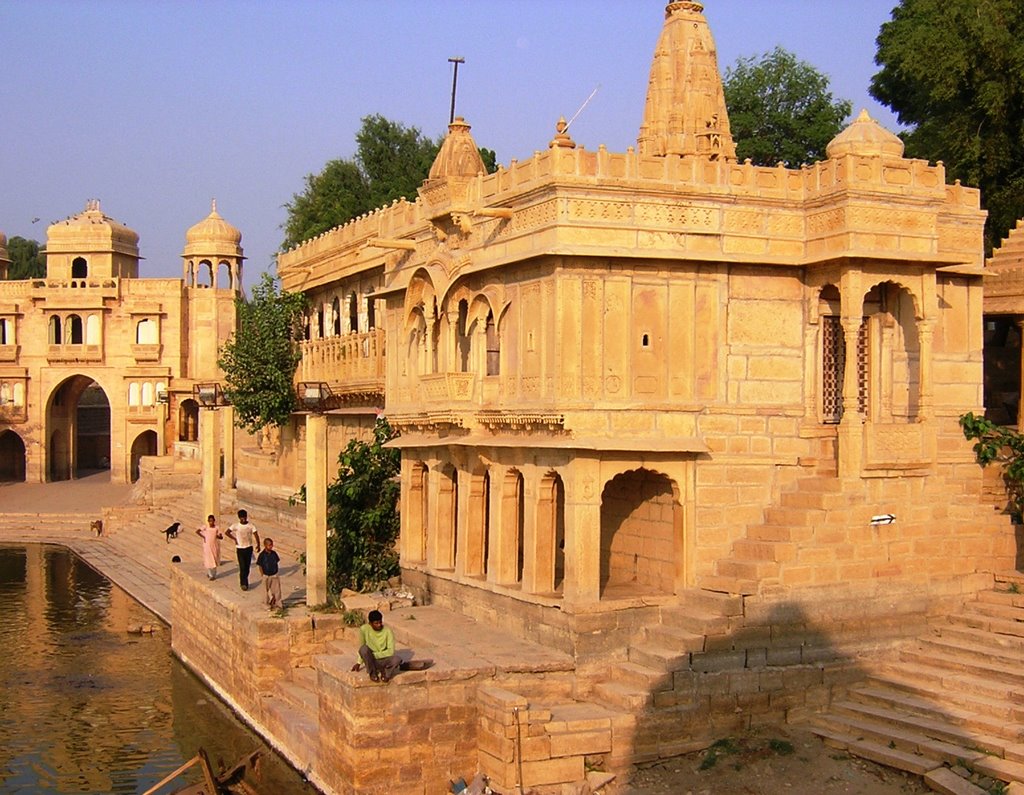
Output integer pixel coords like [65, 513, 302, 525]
[637, 1, 736, 161]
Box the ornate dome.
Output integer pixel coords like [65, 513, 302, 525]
[183, 200, 243, 259]
[46, 199, 140, 255]
[826, 109, 905, 160]
[428, 117, 487, 181]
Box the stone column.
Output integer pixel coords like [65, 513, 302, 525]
[837, 314, 864, 480]
[221, 405, 236, 488]
[519, 466, 546, 595]
[916, 318, 934, 420]
[200, 408, 220, 520]
[562, 457, 602, 604]
[156, 401, 167, 456]
[305, 413, 329, 606]
[1017, 319, 1024, 433]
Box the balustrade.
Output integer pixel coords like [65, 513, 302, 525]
[298, 328, 385, 394]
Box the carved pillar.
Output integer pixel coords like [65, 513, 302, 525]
[838, 313, 864, 480]
[916, 318, 934, 421]
[305, 413, 328, 606]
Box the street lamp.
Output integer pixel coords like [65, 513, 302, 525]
[297, 381, 338, 414]
[194, 382, 224, 408]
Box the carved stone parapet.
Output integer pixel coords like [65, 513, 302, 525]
[47, 344, 103, 363]
[388, 411, 466, 434]
[420, 372, 475, 402]
[475, 410, 566, 432]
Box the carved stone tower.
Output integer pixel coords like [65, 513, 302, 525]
[637, 1, 736, 161]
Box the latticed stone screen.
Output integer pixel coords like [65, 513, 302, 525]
[822, 316, 868, 423]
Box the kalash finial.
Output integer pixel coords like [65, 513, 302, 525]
[550, 116, 576, 149]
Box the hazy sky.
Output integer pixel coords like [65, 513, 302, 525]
[2, 0, 902, 290]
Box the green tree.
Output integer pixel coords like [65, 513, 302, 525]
[6, 236, 45, 279]
[724, 46, 852, 167]
[871, 0, 1024, 253]
[218, 272, 307, 432]
[325, 418, 401, 593]
[282, 114, 442, 250]
[282, 114, 500, 250]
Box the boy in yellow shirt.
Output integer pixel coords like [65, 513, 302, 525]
[355, 610, 400, 682]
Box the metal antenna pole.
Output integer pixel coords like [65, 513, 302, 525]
[448, 57, 465, 124]
[564, 84, 601, 132]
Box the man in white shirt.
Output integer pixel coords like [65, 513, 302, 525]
[226, 509, 260, 591]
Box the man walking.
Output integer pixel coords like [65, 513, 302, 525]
[226, 509, 260, 591]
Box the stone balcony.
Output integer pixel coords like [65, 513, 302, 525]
[297, 329, 385, 398]
[47, 344, 102, 363]
[419, 372, 476, 403]
[0, 345, 18, 362]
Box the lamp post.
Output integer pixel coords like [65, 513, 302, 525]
[194, 383, 225, 521]
[296, 382, 335, 607]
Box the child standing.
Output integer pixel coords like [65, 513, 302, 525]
[195, 514, 222, 580]
[255, 537, 282, 610]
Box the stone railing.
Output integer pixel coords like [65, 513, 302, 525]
[419, 372, 475, 403]
[297, 329, 385, 395]
[47, 344, 103, 363]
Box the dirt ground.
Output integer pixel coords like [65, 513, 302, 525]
[622, 724, 930, 795]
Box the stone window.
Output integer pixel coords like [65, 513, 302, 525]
[71, 257, 88, 280]
[65, 314, 83, 345]
[136, 318, 157, 344]
[48, 315, 62, 345]
[332, 296, 341, 336]
[0, 318, 11, 345]
[485, 311, 500, 376]
[348, 292, 359, 334]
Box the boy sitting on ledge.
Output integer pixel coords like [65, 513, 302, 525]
[353, 610, 401, 683]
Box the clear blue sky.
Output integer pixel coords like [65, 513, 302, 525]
[2, 0, 902, 289]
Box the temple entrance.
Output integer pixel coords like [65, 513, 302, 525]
[130, 430, 157, 482]
[599, 469, 677, 598]
[47, 376, 111, 481]
[0, 431, 26, 481]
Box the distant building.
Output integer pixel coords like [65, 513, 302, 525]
[0, 200, 240, 483]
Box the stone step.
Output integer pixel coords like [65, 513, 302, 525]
[870, 667, 1024, 720]
[675, 588, 743, 618]
[923, 766, 989, 795]
[808, 711, 987, 768]
[609, 661, 673, 693]
[907, 640, 1024, 687]
[274, 677, 320, 714]
[715, 558, 779, 581]
[812, 725, 939, 777]
[260, 700, 319, 772]
[696, 573, 759, 596]
[778, 488, 851, 511]
[731, 539, 796, 563]
[948, 610, 1024, 639]
[978, 589, 1024, 609]
[591, 681, 652, 712]
[847, 685, 1021, 741]
[762, 506, 825, 527]
[929, 623, 1024, 658]
[657, 606, 729, 638]
[967, 601, 1024, 623]
[628, 642, 692, 673]
[829, 699, 1016, 761]
[747, 524, 812, 543]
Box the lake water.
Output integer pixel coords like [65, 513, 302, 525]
[0, 544, 315, 794]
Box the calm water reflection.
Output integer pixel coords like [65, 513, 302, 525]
[0, 544, 314, 794]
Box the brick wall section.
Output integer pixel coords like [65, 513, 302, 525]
[600, 471, 675, 593]
[476, 686, 612, 792]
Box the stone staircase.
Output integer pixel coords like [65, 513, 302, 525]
[700, 473, 857, 595]
[700, 464, 1013, 598]
[0, 511, 98, 536]
[805, 573, 1024, 792]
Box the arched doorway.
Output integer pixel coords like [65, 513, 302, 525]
[178, 398, 199, 442]
[130, 430, 157, 483]
[0, 431, 26, 481]
[599, 469, 678, 599]
[47, 376, 111, 481]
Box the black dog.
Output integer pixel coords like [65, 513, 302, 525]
[163, 522, 181, 543]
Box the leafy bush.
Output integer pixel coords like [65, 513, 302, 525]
[960, 411, 1024, 522]
[325, 417, 401, 592]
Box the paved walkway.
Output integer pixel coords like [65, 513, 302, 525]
[0, 473, 309, 624]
